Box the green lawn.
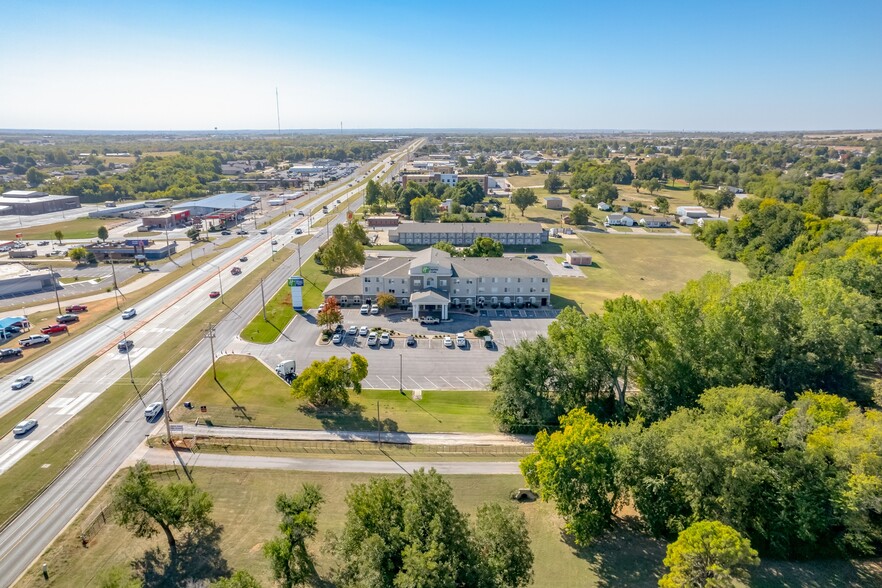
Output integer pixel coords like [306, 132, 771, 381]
[240, 254, 333, 342]
[0, 217, 126, 241]
[21, 467, 881, 588]
[173, 355, 497, 433]
[549, 233, 750, 313]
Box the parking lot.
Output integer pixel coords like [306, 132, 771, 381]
[226, 307, 560, 391]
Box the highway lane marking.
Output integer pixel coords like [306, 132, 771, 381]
[47, 397, 74, 409]
[57, 392, 100, 416]
[0, 440, 36, 473]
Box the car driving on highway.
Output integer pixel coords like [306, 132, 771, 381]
[122, 308, 137, 319]
[13, 419, 38, 436]
[144, 402, 162, 420]
[209, 291, 220, 298]
[11, 375, 34, 389]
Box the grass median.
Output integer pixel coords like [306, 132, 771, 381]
[239, 255, 331, 343]
[0, 240, 302, 529]
[171, 355, 497, 433]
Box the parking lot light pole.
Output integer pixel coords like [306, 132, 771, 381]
[399, 354, 403, 396]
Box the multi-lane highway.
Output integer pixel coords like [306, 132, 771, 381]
[0, 139, 421, 586]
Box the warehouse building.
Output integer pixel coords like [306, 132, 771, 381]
[323, 247, 552, 317]
[0, 264, 57, 297]
[0, 190, 80, 215]
[170, 193, 254, 219]
[388, 222, 547, 246]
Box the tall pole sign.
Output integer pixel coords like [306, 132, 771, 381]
[288, 276, 304, 310]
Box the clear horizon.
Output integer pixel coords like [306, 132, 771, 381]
[2, 0, 881, 132]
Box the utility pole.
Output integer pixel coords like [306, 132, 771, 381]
[160, 372, 172, 442]
[109, 260, 120, 309]
[297, 243, 301, 269]
[205, 323, 217, 381]
[259, 279, 267, 321]
[48, 264, 62, 316]
[189, 244, 195, 266]
[123, 331, 135, 386]
[216, 267, 224, 304]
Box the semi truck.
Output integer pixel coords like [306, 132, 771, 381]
[275, 360, 296, 380]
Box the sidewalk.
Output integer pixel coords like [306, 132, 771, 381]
[139, 447, 521, 475]
[180, 423, 534, 447]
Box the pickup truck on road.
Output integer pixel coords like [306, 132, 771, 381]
[19, 334, 50, 347]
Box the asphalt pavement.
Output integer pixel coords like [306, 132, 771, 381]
[138, 447, 521, 475]
[0, 140, 422, 586]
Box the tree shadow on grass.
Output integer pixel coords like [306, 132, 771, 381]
[300, 402, 399, 433]
[752, 557, 882, 588]
[565, 516, 665, 588]
[132, 522, 230, 588]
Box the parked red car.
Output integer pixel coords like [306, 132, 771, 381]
[64, 304, 88, 313]
[40, 324, 68, 335]
[209, 291, 221, 299]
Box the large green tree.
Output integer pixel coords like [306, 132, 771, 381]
[112, 460, 214, 561]
[660, 520, 759, 588]
[319, 223, 365, 274]
[521, 408, 619, 545]
[511, 187, 538, 215]
[291, 354, 368, 407]
[334, 469, 533, 588]
[409, 195, 440, 222]
[569, 202, 590, 225]
[544, 173, 564, 194]
[465, 236, 503, 257]
[264, 484, 324, 588]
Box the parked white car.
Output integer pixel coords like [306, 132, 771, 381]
[443, 336, 453, 348]
[367, 332, 379, 346]
[456, 333, 467, 348]
[359, 325, 369, 336]
[379, 333, 391, 346]
[360, 304, 370, 315]
[370, 305, 379, 315]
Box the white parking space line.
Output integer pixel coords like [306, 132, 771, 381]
[438, 376, 457, 388]
[58, 392, 100, 416]
[0, 440, 36, 473]
[373, 376, 392, 389]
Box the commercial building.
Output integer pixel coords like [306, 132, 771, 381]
[171, 193, 254, 220]
[140, 210, 191, 230]
[0, 264, 57, 297]
[323, 247, 552, 318]
[0, 190, 80, 216]
[366, 216, 400, 228]
[85, 238, 176, 261]
[388, 222, 547, 247]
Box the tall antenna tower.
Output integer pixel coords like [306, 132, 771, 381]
[275, 87, 282, 136]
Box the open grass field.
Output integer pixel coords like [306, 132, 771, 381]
[0, 217, 127, 242]
[548, 233, 750, 313]
[172, 355, 497, 433]
[239, 253, 330, 342]
[20, 467, 882, 588]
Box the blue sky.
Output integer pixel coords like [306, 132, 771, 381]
[1, 0, 880, 131]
